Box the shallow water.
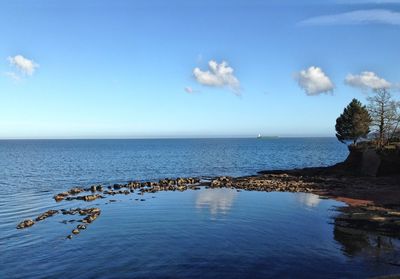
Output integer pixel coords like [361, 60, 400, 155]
[1, 138, 399, 278]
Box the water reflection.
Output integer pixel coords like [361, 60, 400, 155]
[196, 188, 237, 215]
[334, 221, 400, 266]
[295, 193, 321, 208]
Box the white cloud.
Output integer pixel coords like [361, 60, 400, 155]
[294, 66, 335, 96]
[4, 71, 22, 82]
[193, 60, 241, 95]
[8, 55, 39, 76]
[345, 71, 391, 90]
[299, 9, 400, 26]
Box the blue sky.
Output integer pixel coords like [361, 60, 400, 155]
[0, 0, 399, 139]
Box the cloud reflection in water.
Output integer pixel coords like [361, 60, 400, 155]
[295, 193, 321, 208]
[196, 188, 237, 215]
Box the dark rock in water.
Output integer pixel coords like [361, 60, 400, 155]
[82, 194, 102, 202]
[54, 195, 65, 202]
[113, 184, 122, 190]
[69, 188, 84, 195]
[90, 185, 97, 192]
[17, 219, 35, 229]
[140, 199, 146, 201]
[109, 199, 117, 202]
[66, 235, 72, 239]
[77, 224, 86, 230]
[72, 229, 80, 235]
[35, 210, 59, 221]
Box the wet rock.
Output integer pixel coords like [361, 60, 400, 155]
[72, 229, 80, 235]
[69, 188, 84, 195]
[80, 194, 102, 202]
[66, 235, 72, 239]
[17, 219, 35, 229]
[77, 224, 86, 230]
[177, 185, 187, 191]
[35, 210, 59, 221]
[113, 184, 123, 190]
[54, 194, 67, 202]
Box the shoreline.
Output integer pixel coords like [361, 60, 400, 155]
[16, 164, 400, 238]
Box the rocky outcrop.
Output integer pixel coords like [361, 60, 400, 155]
[338, 145, 400, 177]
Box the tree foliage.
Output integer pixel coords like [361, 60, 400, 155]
[335, 99, 371, 145]
[367, 88, 400, 147]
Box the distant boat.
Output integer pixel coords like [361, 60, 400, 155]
[257, 134, 279, 140]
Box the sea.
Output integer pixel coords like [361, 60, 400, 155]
[1, 138, 399, 279]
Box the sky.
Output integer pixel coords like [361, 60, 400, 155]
[0, 0, 399, 139]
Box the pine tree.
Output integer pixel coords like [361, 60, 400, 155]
[335, 99, 371, 145]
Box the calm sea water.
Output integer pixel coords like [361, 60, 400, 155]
[1, 138, 399, 278]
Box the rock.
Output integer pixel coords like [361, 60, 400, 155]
[66, 235, 72, 239]
[35, 210, 59, 221]
[16, 219, 35, 229]
[82, 194, 102, 202]
[69, 188, 84, 195]
[113, 184, 122, 190]
[77, 224, 86, 230]
[54, 194, 66, 202]
[72, 229, 80, 235]
[89, 208, 101, 214]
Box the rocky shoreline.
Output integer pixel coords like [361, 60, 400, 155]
[16, 169, 400, 239]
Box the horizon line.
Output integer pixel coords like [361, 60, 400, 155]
[0, 136, 336, 140]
